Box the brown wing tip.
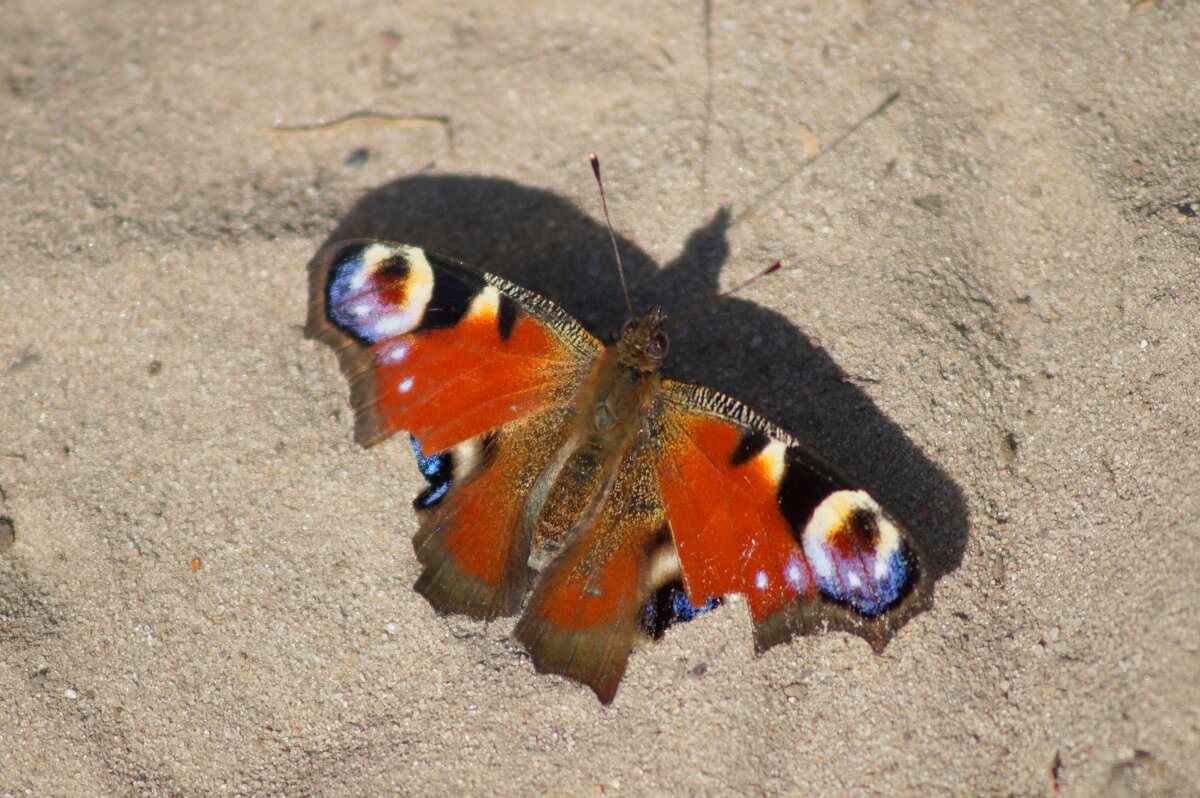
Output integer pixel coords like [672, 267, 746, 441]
[514, 613, 631, 705]
[412, 521, 526, 620]
[303, 243, 396, 449]
[752, 565, 933, 655]
[304, 244, 341, 340]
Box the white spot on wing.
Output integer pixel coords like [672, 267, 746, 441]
[373, 315, 409, 339]
[362, 243, 397, 266]
[384, 340, 411, 362]
[647, 546, 682, 590]
[450, 437, 483, 481]
[755, 570, 769, 591]
[398, 376, 414, 393]
[874, 514, 902, 560]
[784, 557, 804, 589]
[806, 538, 834, 583]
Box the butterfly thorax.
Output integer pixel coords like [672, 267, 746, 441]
[579, 307, 668, 444]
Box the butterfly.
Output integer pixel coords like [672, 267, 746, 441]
[305, 216, 931, 703]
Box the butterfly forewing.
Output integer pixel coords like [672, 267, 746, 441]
[306, 241, 599, 619]
[656, 382, 930, 653]
[305, 241, 599, 452]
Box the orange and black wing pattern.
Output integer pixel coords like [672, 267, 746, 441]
[306, 241, 599, 618]
[307, 240, 931, 704]
[305, 241, 599, 454]
[514, 432, 671, 704]
[654, 382, 930, 654]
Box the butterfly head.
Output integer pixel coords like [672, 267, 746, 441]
[618, 306, 670, 371]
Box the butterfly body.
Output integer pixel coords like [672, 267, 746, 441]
[307, 240, 931, 703]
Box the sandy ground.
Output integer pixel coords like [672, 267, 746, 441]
[2, 0, 1198, 795]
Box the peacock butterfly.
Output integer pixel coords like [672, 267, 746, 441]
[304, 163, 931, 703]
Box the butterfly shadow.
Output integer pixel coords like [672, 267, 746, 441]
[316, 174, 968, 581]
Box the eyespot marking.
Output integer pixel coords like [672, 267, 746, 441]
[326, 244, 435, 345]
[802, 490, 913, 617]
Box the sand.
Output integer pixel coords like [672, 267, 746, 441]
[2, 0, 1198, 795]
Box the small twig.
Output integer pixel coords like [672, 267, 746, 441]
[732, 91, 900, 227]
[264, 111, 454, 150]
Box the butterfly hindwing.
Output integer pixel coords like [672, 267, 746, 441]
[655, 382, 930, 653]
[515, 435, 671, 704]
[305, 241, 599, 453]
[410, 406, 574, 618]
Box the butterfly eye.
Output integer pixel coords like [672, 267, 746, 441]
[648, 330, 669, 358]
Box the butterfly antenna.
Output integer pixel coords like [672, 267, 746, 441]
[665, 260, 783, 330]
[590, 153, 636, 318]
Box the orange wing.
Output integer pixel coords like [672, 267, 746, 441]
[307, 241, 601, 618]
[409, 405, 575, 618]
[305, 241, 599, 454]
[655, 382, 931, 653]
[514, 434, 668, 704]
